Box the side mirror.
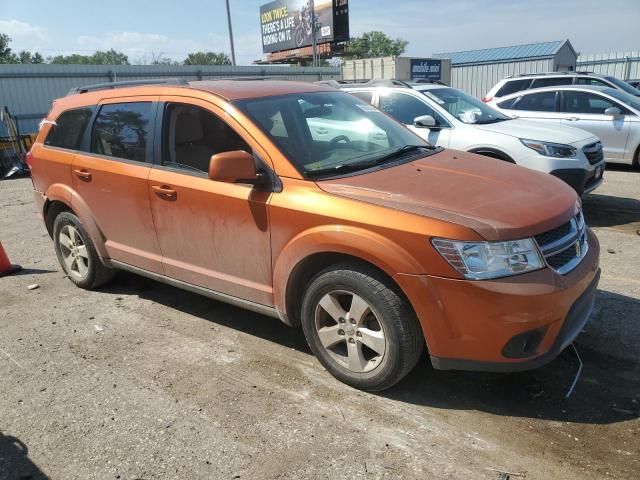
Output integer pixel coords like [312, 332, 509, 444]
[604, 107, 622, 118]
[414, 115, 437, 128]
[208, 150, 266, 186]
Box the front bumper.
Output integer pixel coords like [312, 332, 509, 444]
[550, 162, 605, 196]
[394, 229, 600, 372]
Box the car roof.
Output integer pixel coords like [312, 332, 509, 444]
[341, 83, 448, 93]
[498, 84, 614, 99]
[189, 80, 334, 100]
[410, 84, 449, 91]
[504, 72, 608, 80]
[63, 79, 334, 103]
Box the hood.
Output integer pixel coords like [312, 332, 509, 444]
[474, 118, 596, 145]
[317, 150, 578, 241]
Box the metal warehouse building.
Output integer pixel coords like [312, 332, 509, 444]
[433, 40, 578, 98]
[0, 64, 340, 136]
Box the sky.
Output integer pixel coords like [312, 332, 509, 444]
[1, 0, 639, 65]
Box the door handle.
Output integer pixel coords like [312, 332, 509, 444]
[74, 169, 92, 181]
[152, 185, 177, 200]
[564, 117, 579, 122]
[315, 128, 329, 135]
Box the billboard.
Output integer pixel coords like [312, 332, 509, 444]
[260, 0, 349, 54]
[410, 59, 443, 81]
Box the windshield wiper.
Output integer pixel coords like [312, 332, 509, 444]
[306, 145, 429, 177]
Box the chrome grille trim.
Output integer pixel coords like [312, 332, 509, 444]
[534, 209, 588, 275]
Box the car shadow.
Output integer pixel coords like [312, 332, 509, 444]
[582, 193, 640, 230]
[101, 273, 639, 426]
[603, 163, 637, 173]
[0, 431, 49, 480]
[13, 268, 57, 276]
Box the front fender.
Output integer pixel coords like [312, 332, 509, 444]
[272, 224, 423, 316]
[45, 183, 109, 261]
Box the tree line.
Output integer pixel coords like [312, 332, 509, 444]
[0, 31, 406, 65]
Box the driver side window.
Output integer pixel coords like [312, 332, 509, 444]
[162, 103, 251, 174]
[378, 93, 446, 126]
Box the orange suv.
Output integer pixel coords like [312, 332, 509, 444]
[29, 79, 600, 391]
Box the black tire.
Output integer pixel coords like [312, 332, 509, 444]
[301, 263, 424, 391]
[53, 211, 115, 289]
[633, 145, 640, 170]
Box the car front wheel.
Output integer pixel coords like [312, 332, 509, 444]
[301, 264, 424, 391]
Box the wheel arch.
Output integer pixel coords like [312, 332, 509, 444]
[44, 183, 109, 261]
[468, 147, 515, 163]
[273, 226, 423, 327]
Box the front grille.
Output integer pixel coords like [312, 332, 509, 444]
[534, 222, 572, 247]
[534, 210, 588, 275]
[583, 142, 603, 165]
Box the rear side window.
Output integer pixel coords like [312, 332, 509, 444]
[512, 91, 557, 112]
[495, 79, 531, 97]
[575, 77, 611, 87]
[530, 77, 573, 88]
[45, 108, 93, 150]
[91, 102, 153, 163]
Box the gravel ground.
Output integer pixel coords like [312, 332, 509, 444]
[1, 166, 639, 480]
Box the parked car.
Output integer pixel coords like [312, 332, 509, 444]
[488, 85, 640, 168]
[337, 80, 604, 196]
[28, 79, 600, 391]
[484, 72, 640, 103]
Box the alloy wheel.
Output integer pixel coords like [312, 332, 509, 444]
[314, 290, 387, 373]
[58, 225, 89, 280]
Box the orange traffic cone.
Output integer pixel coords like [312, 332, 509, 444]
[0, 241, 21, 277]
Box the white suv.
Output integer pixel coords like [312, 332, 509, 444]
[488, 85, 640, 168]
[484, 72, 640, 103]
[333, 80, 605, 196]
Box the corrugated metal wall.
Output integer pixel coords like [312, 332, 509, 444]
[342, 57, 396, 81]
[0, 64, 340, 135]
[577, 51, 640, 81]
[449, 58, 555, 98]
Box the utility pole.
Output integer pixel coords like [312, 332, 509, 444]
[310, 0, 317, 67]
[225, 0, 237, 65]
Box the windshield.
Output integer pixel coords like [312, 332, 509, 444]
[602, 88, 640, 112]
[235, 91, 432, 177]
[422, 87, 511, 124]
[605, 76, 640, 97]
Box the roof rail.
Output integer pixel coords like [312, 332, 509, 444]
[315, 78, 413, 89]
[506, 71, 597, 79]
[408, 79, 447, 85]
[67, 78, 189, 95]
[315, 79, 344, 88]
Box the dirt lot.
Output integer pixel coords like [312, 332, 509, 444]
[1, 167, 639, 480]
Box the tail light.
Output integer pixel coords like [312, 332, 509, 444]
[481, 96, 493, 103]
[25, 150, 34, 169]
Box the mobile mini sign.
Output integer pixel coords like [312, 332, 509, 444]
[410, 59, 443, 81]
[260, 0, 349, 54]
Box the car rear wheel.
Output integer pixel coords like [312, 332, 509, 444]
[301, 264, 423, 391]
[53, 212, 114, 289]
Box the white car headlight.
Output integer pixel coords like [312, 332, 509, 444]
[520, 139, 577, 158]
[432, 238, 544, 280]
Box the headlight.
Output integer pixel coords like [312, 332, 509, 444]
[432, 238, 544, 280]
[520, 139, 577, 158]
